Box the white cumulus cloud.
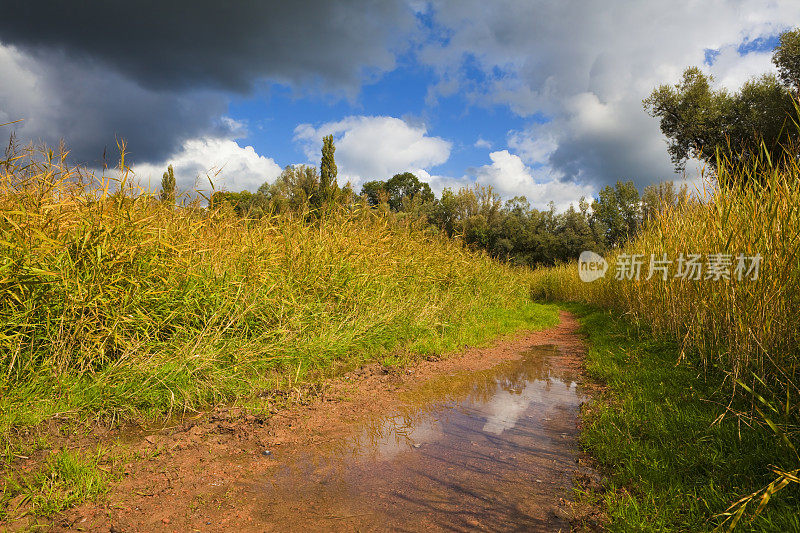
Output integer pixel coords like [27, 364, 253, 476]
[293, 115, 451, 186]
[473, 150, 595, 210]
[130, 137, 282, 195]
[422, 0, 800, 188]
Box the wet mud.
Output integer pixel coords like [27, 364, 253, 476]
[250, 346, 582, 532]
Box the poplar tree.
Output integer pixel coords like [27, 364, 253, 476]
[160, 164, 176, 205]
[319, 134, 338, 204]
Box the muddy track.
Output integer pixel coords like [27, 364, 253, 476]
[43, 311, 599, 532]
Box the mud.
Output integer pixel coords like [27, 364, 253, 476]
[250, 346, 582, 532]
[7, 311, 599, 532]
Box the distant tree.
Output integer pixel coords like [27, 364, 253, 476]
[641, 181, 690, 223]
[360, 173, 435, 212]
[430, 187, 460, 236]
[360, 180, 388, 207]
[426, 185, 607, 266]
[504, 196, 531, 217]
[557, 205, 599, 261]
[160, 164, 176, 205]
[773, 27, 800, 93]
[644, 28, 800, 181]
[384, 172, 434, 211]
[339, 181, 356, 207]
[592, 180, 641, 248]
[210, 190, 263, 217]
[261, 164, 320, 213]
[319, 134, 338, 205]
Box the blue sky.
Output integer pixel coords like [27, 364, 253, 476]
[1, 1, 799, 209]
[227, 56, 531, 179]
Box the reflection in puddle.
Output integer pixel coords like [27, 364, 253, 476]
[253, 345, 582, 532]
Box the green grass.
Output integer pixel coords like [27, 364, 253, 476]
[0, 300, 558, 521]
[573, 304, 800, 531]
[1, 447, 116, 521]
[0, 300, 559, 432]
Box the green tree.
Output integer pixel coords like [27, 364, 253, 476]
[258, 165, 320, 213]
[319, 134, 338, 205]
[209, 190, 270, 217]
[644, 29, 800, 180]
[160, 164, 176, 205]
[592, 180, 642, 248]
[773, 28, 800, 93]
[430, 187, 459, 236]
[384, 172, 434, 212]
[641, 181, 689, 223]
[360, 180, 388, 207]
[556, 205, 598, 261]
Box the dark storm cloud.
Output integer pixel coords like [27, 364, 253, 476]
[0, 0, 416, 163]
[0, 0, 414, 92]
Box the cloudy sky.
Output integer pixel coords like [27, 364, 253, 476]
[1, 1, 798, 209]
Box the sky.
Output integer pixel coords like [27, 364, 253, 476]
[1, 1, 799, 210]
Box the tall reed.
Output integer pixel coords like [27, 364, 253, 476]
[531, 147, 800, 394]
[0, 144, 546, 426]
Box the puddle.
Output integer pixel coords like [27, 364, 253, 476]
[247, 345, 583, 532]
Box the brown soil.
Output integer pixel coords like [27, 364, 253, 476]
[3, 311, 603, 532]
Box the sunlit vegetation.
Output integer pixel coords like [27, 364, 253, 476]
[528, 29, 800, 530]
[0, 141, 559, 434]
[214, 162, 680, 268]
[572, 306, 799, 532]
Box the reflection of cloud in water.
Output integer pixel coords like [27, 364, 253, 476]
[332, 346, 582, 463]
[260, 345, 586, 532]
[482, 379, 577, 435]
[352, 376, 580, 459]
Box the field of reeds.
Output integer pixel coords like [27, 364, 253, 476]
[530, 147, 800, 529]
[530, 153, 800, 395]
[0, 144, 557, 436]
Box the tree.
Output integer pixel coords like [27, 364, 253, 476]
[430, 187, 460, 236]
[773, 28, 800, 93]
[319, 134, 338, 205]
[641, 181, 689, 223]
[160, 164, 176, 205]
[643, 67, 728, 172]
[360, 172, 434, 212]
[592, 180, 641, 248]
[360, 180, 388, 207]
[258, 165, 320, 213]
[209, 190, 266, 217]
[557, 205, 599, 261]
[644, 28, 800, 181]
[384, 172, 434, 211]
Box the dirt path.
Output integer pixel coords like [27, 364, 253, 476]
[49, 311, 598, 532]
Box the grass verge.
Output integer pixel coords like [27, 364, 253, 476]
[0, 300, 558, 522]
[1, 447, 119, 523]
[573, 304, 800, 532]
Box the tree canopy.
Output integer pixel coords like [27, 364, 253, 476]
[204, 132, 688, 266]
[359, 172, 434, 211]
[644, 28, 800, 181]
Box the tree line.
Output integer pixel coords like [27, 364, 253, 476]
[161, 137, 687, 267]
